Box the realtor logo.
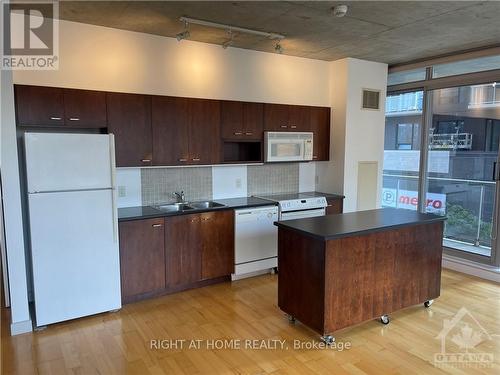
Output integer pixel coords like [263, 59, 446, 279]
[1, 1, 59, 69]
[434, 307, 494, 368]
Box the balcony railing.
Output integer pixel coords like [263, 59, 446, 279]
[429, 133, 473, 150]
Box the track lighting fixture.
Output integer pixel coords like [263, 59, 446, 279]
[178, 16, 285, 51]
[274, 41, 283, 54]
[176, 20, 190, 42]
[176, 30, 190, 41]
[222, 30, 234, 49]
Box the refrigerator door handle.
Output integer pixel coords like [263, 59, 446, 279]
[109, 134, 118, 243]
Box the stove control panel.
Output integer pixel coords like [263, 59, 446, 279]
[279, 197, 327, 212]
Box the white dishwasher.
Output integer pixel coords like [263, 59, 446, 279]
[233, 205, 279, 280]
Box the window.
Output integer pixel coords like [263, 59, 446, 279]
[388, 68, 427, 86]
[432, 55, 500, 78]
[382, 91, 424, 212]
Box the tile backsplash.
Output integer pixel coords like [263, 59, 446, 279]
[141, 167, 212, 205]
[247, 163, 299, 196]
[119, 163, 304, 207]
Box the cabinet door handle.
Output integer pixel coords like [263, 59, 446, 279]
[152, 224, 163, 228]
[192, 158, 201, 162]
[50, 116, 62, 121]
[68, 117, 80, 121]
[178, 158, 187, 162]
[245, 132, 253, 136]
[234, 131, 243, 135]
[201, 217, 210, 221]
[290, 125, 297, 129]
[280, 125, 287, 128]
[141, 159, 151, 163]
[313, 155, 318, 159]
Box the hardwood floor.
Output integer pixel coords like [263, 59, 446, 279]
[2, 269, 499, 374]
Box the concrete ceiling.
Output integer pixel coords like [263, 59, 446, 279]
[59, 1, 500, 65]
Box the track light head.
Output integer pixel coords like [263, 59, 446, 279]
[176, 30, 190, 42]
[274, 41, 283, 54]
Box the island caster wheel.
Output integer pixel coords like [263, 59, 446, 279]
[287, 314, 296, 324]
[380, 314, 390, 325]
[424, 299, 434, 308]
[321, 335, 335, 345]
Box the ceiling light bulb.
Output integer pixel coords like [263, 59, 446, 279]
[332, 4, 348, 17]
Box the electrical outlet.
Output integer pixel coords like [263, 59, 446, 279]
[315, 175, 319, 185]
[235, 178, 242, 188]
[118, 186, 126, 197]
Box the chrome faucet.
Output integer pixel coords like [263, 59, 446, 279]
[174, 191, 185, 203]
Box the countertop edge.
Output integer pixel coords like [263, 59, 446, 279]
[274, 215, 447, 241]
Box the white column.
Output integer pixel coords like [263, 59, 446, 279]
[1, 70, 32, 334]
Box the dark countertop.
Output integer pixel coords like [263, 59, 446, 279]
[118, 196, 277, 222]
[274, 208, 446, 241]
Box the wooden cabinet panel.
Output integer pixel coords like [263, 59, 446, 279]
[152, 96, 190, 166]
[200, 210, 234, 280]
[310, 106, 330, 161]
[164, 214, 202, 287]
[107, 92, 152, 167]
[326, 197, 343, 215]
[222, 101, 263, 141]
[243, 102, 264, 139]
[288, 105, 310, 131]
[189, 98, 221, 164]
[119, 218, 166, 302]
[63, 89, 107, 128]
[264, 103, 289, 131]
[15, 85, 65, 126]
[264, 104, 311, 131]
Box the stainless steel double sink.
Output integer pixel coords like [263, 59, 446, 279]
[155, 201, 225, 213]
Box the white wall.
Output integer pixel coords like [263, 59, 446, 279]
[13, 20, 330, 106]
[317, 58, 387, 212]
[1, 70, 32, 335]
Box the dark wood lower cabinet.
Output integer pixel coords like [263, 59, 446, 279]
[326, 197, 343, 215]
[200, 210, 234, 280]
[164, 214, 202, 287]
[119, 210, 235, 304]
[119, 218, 166, 303]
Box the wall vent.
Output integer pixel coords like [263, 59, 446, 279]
[362, 89, 380, 110]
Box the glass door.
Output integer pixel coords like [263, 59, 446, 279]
[382, 90, 424, 211]
[425, 83, 500, 262]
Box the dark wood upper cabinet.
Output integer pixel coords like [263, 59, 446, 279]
[200, 210, 234, 280]
[221, 101, 263, 140]
[119, 218, 166, 303]
[152, 97, 220, 166]
[221, 101, 244, 139]
[152, 96, 190, 166]
[15, 85, 65, 126]
[164, 214, 202, 287]
[288, 105, 311, 131]
[264, 103, 310, 131]
[15, 85, 106, 128]
[63, 89, 107, 128]
[309, 106, 331, 161]
[107, 92, 152, 167]
[264, 103, 289, 131]
[189, 98, 221, 165]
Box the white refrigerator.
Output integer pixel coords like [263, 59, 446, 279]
[25, 133, 121, 327]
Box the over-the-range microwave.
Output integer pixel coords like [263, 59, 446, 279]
[264, 131, 313, 162]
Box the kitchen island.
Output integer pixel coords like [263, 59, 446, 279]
[274, 208, 446, 343]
